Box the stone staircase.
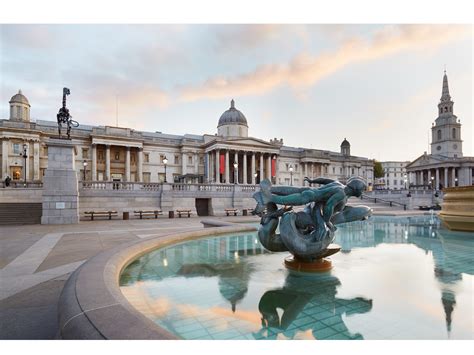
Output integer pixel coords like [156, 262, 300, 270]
[347, 197, 407, 213]
[0, 203, 42, 225]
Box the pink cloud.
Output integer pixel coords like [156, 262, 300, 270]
[178, 25, 470, 102]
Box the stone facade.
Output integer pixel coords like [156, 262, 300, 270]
[375, 161, 411, 190]
[0, 96, 374, 187]
[406, 72, 474, 189]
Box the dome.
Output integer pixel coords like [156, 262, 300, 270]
[340, 138, 350, 147]
[217, 99, 248, 128]
[9, 90, 30, 106]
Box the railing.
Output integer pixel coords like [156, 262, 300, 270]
[361, 193, 407, 211]
[81, 181, 162, 191]
[79, 181, 259, 195]
[0, 181, 43, 188]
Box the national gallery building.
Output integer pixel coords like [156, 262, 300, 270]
[0, 95, 374, 187]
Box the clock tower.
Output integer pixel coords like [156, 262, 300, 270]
[430, 71, 463, 158]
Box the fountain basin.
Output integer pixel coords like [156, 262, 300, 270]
[439, 186, 474, 232]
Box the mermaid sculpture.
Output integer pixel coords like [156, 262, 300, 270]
[253, 176, 372, 271]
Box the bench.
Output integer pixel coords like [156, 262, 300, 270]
[225, 208, 239, 216]
[134, 210, 163, 219]
[84, 211, 118, 220]
[177, 209, 192, 218]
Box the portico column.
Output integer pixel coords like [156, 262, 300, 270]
[251, 152, 256, 184]
[225, 150, 230, 183]
[243, 152, 247, 184]
[125, 146, 131, 182]
[137, 148, 143, 182]
[259, 154, 264, 182]
[266, 154, 271, 180]
[105, 144, 111, 181]
[451, 167, 456, 186]
[444, 167, 448, 188]
[205, 152, 210, 183]
[194, 153, 199, 176]
[91, 144, 97, 181]
[182, 152, 187, 176]
[427, 170, 431, 187]
[215, 149, 220, 183]
[1, 139, 8, 179]
[435, 169, 440, 190]
[234, 152, 239, 184]
[33, 141, 40, 180]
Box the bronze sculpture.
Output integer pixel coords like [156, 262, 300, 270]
[56, 88, 79, 139]
[253, 177, 372, 271]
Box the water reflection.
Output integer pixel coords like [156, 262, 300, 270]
[256, 273, 372, 340]
[336, 216, 473, 337]
[120, 217, 474, 340]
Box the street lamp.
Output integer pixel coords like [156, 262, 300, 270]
[20, 143, 28, 185]
[254, 172, 258, 185]
[289, 165, 293, 186]
[83, 160, 88, 181]
[163, 156, 168, 183]
[233, 162, 238, 184]
[455, 177, 458, 187]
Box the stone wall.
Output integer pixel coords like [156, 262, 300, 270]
[0, 188, 42, 203]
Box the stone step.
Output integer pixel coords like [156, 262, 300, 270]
[0, 203, 42, 225]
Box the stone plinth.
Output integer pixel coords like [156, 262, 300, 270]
[439, 186, 474, 232]
[41, 139, 79, 224]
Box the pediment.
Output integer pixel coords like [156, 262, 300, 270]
[406, 154, 445, 168]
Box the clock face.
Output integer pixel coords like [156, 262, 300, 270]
[437, 146, 442, 151]
[453, 144, 458, 149]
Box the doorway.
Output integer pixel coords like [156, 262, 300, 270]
[195, 198, 210, 216]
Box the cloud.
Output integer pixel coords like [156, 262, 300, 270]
[178, 25, 471, 102]
[0, 24, 60, 49]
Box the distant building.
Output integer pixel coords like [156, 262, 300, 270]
[406, 72, 474, 189]
[375, 161, 411, 190]
[0, 96, 374, 186]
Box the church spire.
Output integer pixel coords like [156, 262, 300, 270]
[440, 70, 451, 102]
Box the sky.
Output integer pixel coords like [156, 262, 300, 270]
[0, 24, 472, 161]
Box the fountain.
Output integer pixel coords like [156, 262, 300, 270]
[253, 177, 372, 272]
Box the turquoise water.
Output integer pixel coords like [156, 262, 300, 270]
[119, 217, 473, 340]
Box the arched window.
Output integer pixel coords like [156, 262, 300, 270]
[17, 106, 22, 118]
[444, 106, 448, 112]
[452, 128, 456, 139]
[437, 130, 442, 140]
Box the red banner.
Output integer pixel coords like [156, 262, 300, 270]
[219, 153, 225, 174]
[271, 158, 276, 177]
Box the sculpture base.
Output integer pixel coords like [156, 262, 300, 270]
[284, 244, 341, 273]
[284, 256, 333, 272]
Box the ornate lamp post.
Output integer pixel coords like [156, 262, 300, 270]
[20, 143, 28, 185]
[83, 160, 88, 181]
[254, 172, 258, 185]
[289, 165, 293, 186]
[163, 156, 168, 183]
[233, 162, 238, 184]
[454, 177, 458, 187]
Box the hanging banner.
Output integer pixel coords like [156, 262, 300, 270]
[271, 158, 276, 177]
[220, 153, 225, 174]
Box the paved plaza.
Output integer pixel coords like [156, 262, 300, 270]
[0, 216, 260, 339]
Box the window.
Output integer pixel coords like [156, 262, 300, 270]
[351, 168, 354, 175]
[332, 167, 335, 173]
[437, 130, 442, 140]
[131, 153, 136, 163]
[98, 151, 104, 161]
[143, 172, 151, 183]
[174, 155, 179, 164]
[13, 143, 20, 154]
[114, 152, 120, 160]
[452, 128, 456, 139]
[17, 106, 22, 119]
[188, 155, 193, 165]
[144, 153, 149, 163]
[339, 167, 342, 174]
[324, 166, 328, 173]
[82, 148, 88, 159]
[295, 164, 298, 172]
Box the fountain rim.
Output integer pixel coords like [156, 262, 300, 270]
[57, 222, 257, 339]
